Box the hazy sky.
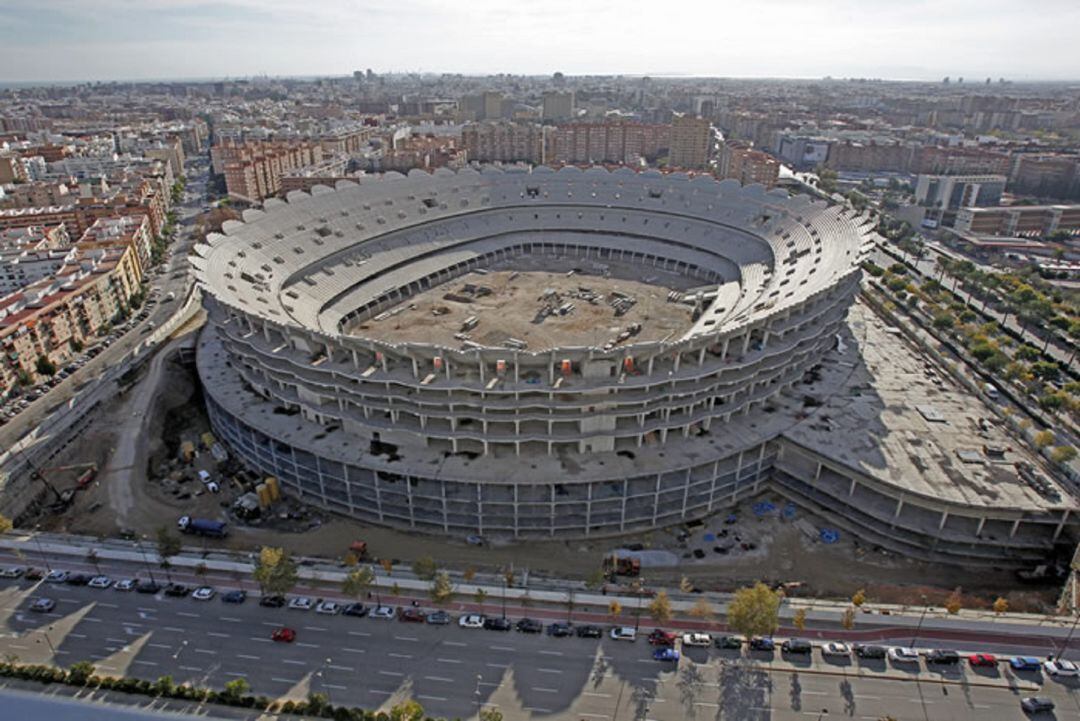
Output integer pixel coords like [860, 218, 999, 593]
[2, 0, 1079, 83]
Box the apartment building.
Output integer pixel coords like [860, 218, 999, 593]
[78, 214, 153, 274]
[541, 91, 575, 122]
[954, 204, 1080, 237]
[914, 174, 1006, 210]
[912, 145, 1012, 176]
[546, 122, 669, 166]
[1009, 154, 1080, 200]
[668, 114, 712, 169]
[214, 140, 325, 201]
[717, 141, 781, 188]
[0, 181, 72, 209]
[461, 122, 546, 164]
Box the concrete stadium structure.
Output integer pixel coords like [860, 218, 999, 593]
[193, 166, 1076, 565]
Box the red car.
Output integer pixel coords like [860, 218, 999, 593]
[648, 629, 677, 646]
[399, 608, 425, 623]
[968, 653, 997, 667]
[271, 627, 296, 643]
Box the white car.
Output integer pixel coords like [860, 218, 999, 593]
[113, 578, 136, 592]
[610, 627, 637, 642]
[0, 566, 26, 578]
[370, 605, 396, 620]
[88, 576, 112, 589]
[681, 632, 712, 647]
[1044, 659, 1080, 677]
[191, 586, 215, 601]
[315, 600, 341, 615]
[44, 570, 69, 583]
[287, 596, 313, 611]
[458, 613, 486, 629]
[822, 642, 851, 657]
[888, 647, 920, 663]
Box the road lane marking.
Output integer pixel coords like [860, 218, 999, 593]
[323, 684, 348, 691]
[147, 643, 172, 650]
[81, 617, 102, 623]
[282, 659, 307, 666]
[532, 687, 559, 693]
[538, 650, 563, 656]
[249, 637, 271, 643]
[416, 695, 447, 702]
[179, 665, 203, 672]
[261, 622, 280, 628]
[394, 636, 418, 642]
[369, 690, 393, 696]
[803, 691, 827, 696]
[207, 632, 230, 638]
[175, 611, 199, 618]
[97, 602, 118, 609]
[271, 677, 300, 684]
[425, 676, 455, 683]
[579, 715, 610, 719]
[437, 658, 462, 664]
[296, 642, 319, 648]
[485, 663, 509, 669]
[856, 695, 881, 700]
[347, 631, 370, 637]
[537, 668, 562, 674]
[219, 617, 241, 623]
[224, 672, 247, 677]
[379, 671, 404, 677]
[66, 633, 87, 640]
[523, 707, 552, 714]
[304, 626, 327, 632]
[327, 664, 354, 672]
[490, 645, 515, 651]
[163, 626, 184, 632]
[106, 638, 127, 644]
[194, 649, 216, 655]
[388, 653, 413, 659]
[237, 654, 260, 660]
[342, 648, 366, 654]
[583, 692, 612, 698]
[59, 598, 78, 603]
[443, 641, 467, 647]
[694, 703, 720, 708]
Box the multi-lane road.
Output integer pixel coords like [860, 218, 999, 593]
[1, 557, 1077, 720]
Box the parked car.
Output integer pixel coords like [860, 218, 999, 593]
[370, 605, 395, 620]
[682, 632, 713, 647]
[113, 578, 136, 592]
[0, 566, 26, 579]
[287, 596, 313, 611]
[610, 627, 637, 642]
[782, 638, 813, 654]
[221, 590, 247, 604]
[30, 598, 56, 612]
[822, 642, 851, 657]
[749, 637, 775, 652]
[88, 576, 112, 589]
[715, 635, 743, 650]
[136, 580, 162, 594]
[1010, 656, 1042, 671]
[926, 649, 960, 665]
[653, 647, 680, 662]
[315, 600, 341, 615]
[458, 613, 486, 629]
[259, 594, 286, 608]
[547, 622, 573, 637]
[426, 610, 451, 625]
[1020, 697, 1055, 713]
[484, 617, 512, 631]
[855, 644, 887, 659]
[576, 625, 603, 639]
[191, 586, 216, 601]
[516, 618, 543, 634]
[342, 603, 368, 617]
[164, 583, 190, 598]
[968, 653, 997, 667]
[648, 629, 678, 646]
[271, 627, 296, 643]
[23, 569, 44, 581]
[888, 647, 920, 664]
[1044, 659, 1079, 677]
[44, 570, 69, 583]
[399, 608, 425, 623]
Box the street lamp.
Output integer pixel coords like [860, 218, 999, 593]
[35, 624, 56, 656]
[135, 537, 157, 584]
[911, 594, 929, 648]
[1055, 612, 1080, 662]
[172, 640, 188, 660]
[633, 578, 646, 632]
[32, 527, 51, 572]
[316, 657, 333, 703]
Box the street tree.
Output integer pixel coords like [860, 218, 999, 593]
[1034, 430, 1055, 448]
[412, 556, 438, 581]
[222, 677, 250, 701]
[792, 607, 807, 631]
[584, 568, 606, 590]
[679, 576, 694, 593]
[993, 597, 1009, 614]
[727, 582, 781, 638]
[479, 709, 504, 721]
[851, 589, 866, 607]
[648, 590, 673, 624]
[1052, 446, 1078, 464]
[945, 587, 963, 615]
[343, 565, 376, 603]
[841, 606, 857, 630]
[688, 597, 714, 621]
[0, 513, 12, 534]
[252, 546, 298, 597]
[474, 588, 488, 611]
[389, 700, 425, 721]
[155, 526, 182, 582]
[609, 600, 623, 621]
[85, 549, 100, 575]
[380, 558, 394, 575]
[462, 566, 477, 582]
[430, 570, 454, 606]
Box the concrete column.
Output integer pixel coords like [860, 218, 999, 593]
[652, 474, 662, 524]
[475, 483, 483, 536]
[938, 511, 949, 530]
[721, 337, 730, 362]
[894, 497, 904, 518]
[351, 349, 359, 368]
[647, 355, 655, 374]
[673, 353, 681, 372]
[813, 462, 822, 485]
[742, 333, 751, 354]
[478, 358, 485, 384]
[1010, 519, 1021, 538]
[848, 476, 857, 497]
[975, 516, 986, 536]
[698, 347, 706, 366]
[1054, 509, 1071, 541]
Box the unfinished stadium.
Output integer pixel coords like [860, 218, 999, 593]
[192, 166, 1077, 565]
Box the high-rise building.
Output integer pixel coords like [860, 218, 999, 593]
[668, 114, 711, 170]
[547, 122, 669, 166]
[915, 174, 1006, 210]
[461, 122, 546, 164]
[541, 92, 575, 122]
[1009, 154, 1080, 200]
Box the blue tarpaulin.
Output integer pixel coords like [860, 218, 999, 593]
[752, 501, 776, 516]
[819, 528, 840, 544]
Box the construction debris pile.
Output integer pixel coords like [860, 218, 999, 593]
[533, 286, 604, 324]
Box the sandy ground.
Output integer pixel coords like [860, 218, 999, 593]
[349, 257, 696, 350]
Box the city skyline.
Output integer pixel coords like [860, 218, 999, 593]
[3, 0, 1080, 83]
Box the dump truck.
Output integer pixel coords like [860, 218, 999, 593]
[602, 552, 641, 579]
[177, 515, 227, 538]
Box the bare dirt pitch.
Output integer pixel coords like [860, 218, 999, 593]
[348, 255, 698, 350]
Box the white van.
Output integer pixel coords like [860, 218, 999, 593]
[610, 626, 637, 642]
[983, 383, 1000, 400]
